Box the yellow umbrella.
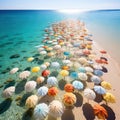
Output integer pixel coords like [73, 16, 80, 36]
[27, 57, 34, 62]
[46, 47, 53, 51]
[101, 81, 112, 90]
[60, 70, 69, 80]
[31, 66, 40, 73]
[103, 92, 116, 103]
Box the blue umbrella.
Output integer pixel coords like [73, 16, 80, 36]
[91, 75, 101, 85]
[70, 72, 78, 79]
[94, 86, 106, 95]
[47, 76, 58, 87]
[73, 43, 80, 47]
[72, 80, 84, 90]
[37, 86, 48, 97]
[78, 67, 86, 73]
[64, 51, 70, 56]
[34, 103, 49, 120]
[94, 69, 103, 77]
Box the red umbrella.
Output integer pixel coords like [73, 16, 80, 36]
[48, 87, 58, 97]
[64, 84, 74, 92]
[100, 50, 107, 54]
[42, 70, 50, 77]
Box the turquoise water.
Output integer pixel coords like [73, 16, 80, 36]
[0, 10, 120, 119]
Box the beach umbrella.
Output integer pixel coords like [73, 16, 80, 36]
[78, 73, 88, 81]
[36, 76, 45, 84]
[78, 57, 87, 65]
[88, 54, 96, 60]
[94, 69, 103, 77]
[2, 86, 15, 98]
[48, 87, 58, 97]
[25, 81, 37, 93]
[46, 47, 53, 52]
[47, 76, 58, 87]
[62, 92, 76, 106]
[25, 95, 38, 108]
[61, 65, 70, 71]
[93, 64, 102, 70]
[83, 49, 91, 55]
[100, 50, 107, 55]
[27, 57, 34, 62]
[64, 84, 74, 92]
[44, 62, 50, 67]
[42, 70, 50, 77]
[91, 75, 101, 85]
[49, 100, 64, 118]
[47, 52, 55, 57]
[70, 72, 78, 79]
[38, 47, 45, 52]
[53, 45, 61, 50]
[34, 103, 49, 120]
[19, 71, 31, 80]
[72, 80, 84, 90]
[37, 86, 48, 97]
[51, 62, 60, 69]
[84, 88, 96, 102]
[85, 67, 93, 73]
[40, 64, 47, 70]
[78, 67, 86, 73]
[93, 104, 108, 120]
[62, 60, 71, 65]
[60, 70, 69, 80]
[31, 66, 40, 73]
[63, 51, 70, 57]
[94, 86, 106, 95]
[101, 81, 112, 90]
[40, 50, 47, 55]
[103, 92, 116, 103]
[10, 67, 19, 74]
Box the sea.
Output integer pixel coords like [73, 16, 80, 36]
[0, 10, 120, 119]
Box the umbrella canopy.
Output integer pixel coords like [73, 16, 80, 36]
[103, 92, 116, 103]
[93, 104, 108, 120]
[53, 45, 61, 50]
[40, 64, 47, 70]
[44, 62, 50, 67]
[85, 67, 93, 73]
[51, 62, 60, 69]
[10, 67, 19, 74]
[62, 60, 71, 65]
[61, 65, 70, 71]
[42, 70, 50, 77]
[62, 92, 76, 106]
[49, 100, 64, 118]
[64, 84, 74, 92]
[19, 71, 31, 80]
[48, 87, 58, 97]
[47, 76, 58, 87]
[94, 86, 106, 95]
[2, 86, 15, 98]
[78, 57, 87, 65]
[94, 69, 103, 77]
[100, 50, 107, 54]
[63, 51, 70, 56]
[78, 67, 86, 73]
[25, 95, 38, 108]
[72, 80, 84, 90]
[34, 103, 49, 120]
[31, 66, 40, 73]
[78, 73, 88, 81]
[91, 75, 101, 85]
[40, 50, 47, 55]
[25, 81, 37, 93]
[84, 88, 96, 101]
[70, 72, 78, 79]
[37, 86, 48, 97]
[60, 70, 69, 77]
[36, 76, 45, 84]
[27, 57, 34, 62]
[101, 81, 112, 90]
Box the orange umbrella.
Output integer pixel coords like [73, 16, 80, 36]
[48, 87, 58, 97]
[93, 104, 108, 120]
[61, 66, 70, 71]
[64, 84, 74, 92]
[100, 50, 107, 54]
[42, 70, 50, 77]
[63, 93, 76, 106]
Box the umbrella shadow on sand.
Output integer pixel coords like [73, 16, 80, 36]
[74, 92, 83, 107]
[19, 93, 33, 107]
[101, 104, 116, 120]
[4, 80, 15, 90]
[94, 92, 103, 103]
[61, 109, 75, 120]
[39, 95, 55, 105]
[58, 79, 67, 90]
[50, 71, 59, 77]
[82, 103, 95, 120]
[15, 80, 27, 94]
[0, 98, 12, 114]
[22, 108, 33, 120]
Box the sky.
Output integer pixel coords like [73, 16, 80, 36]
[0, 0, 120, 10]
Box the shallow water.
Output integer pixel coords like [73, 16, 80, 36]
[0, 10, 119, 119]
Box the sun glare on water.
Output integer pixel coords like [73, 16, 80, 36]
[58, 9, 87, 14]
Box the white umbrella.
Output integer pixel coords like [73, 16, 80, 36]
[78, 73, 88, 81]
[47, 76, 58, 87]
[19, 71, 31, 80]
[37, 86, 48, 97]
[51, 62, 60, 69]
